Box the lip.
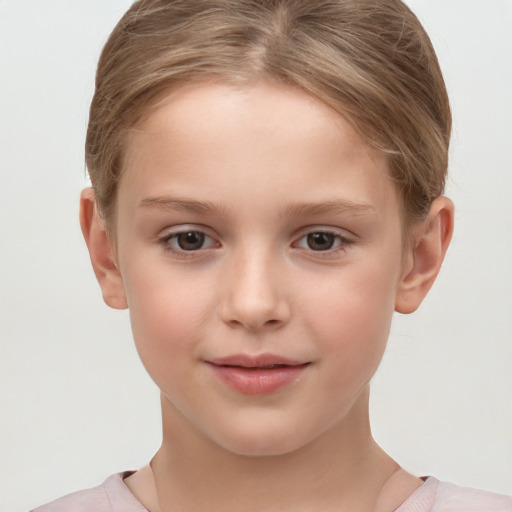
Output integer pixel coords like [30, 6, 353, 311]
[205, 353, 310, 395]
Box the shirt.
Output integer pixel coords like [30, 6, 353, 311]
[31, 471, 512, 511]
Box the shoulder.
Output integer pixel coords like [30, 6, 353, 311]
[397, 477, 512, 512]
[433, 479, 512, 511]
[30, 472, 147, 512]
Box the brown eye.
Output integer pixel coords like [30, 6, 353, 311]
[306, 232, 335, 251]
[176, 231, 206, 251]
[159, 228, 218, 256]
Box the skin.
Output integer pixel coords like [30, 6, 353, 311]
[81, 81, 454, 512]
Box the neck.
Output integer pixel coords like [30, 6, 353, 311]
[150, 388, 400, 512]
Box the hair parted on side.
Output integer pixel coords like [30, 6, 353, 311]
[86, 0, 451, 226]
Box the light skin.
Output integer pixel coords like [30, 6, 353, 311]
[81, 81, 454, 512]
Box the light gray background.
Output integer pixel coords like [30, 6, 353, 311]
[1, 1, 511, 510]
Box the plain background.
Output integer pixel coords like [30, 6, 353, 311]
[1, 1, 511, 510]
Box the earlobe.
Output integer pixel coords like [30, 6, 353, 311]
[395, 196, 454, 314]
[79, 187, 128, 310]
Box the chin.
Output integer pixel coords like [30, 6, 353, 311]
[207, 417, 322, 458]
[218, 436, 305, 458]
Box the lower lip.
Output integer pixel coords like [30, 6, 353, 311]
[207, 363, 309, 395]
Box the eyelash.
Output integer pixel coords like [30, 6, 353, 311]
[157, 228, 353, 258]
[158, 229, 218, 258]
[294, 230, 352, 255]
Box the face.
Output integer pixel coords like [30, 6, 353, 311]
[113, 81, 409, 456]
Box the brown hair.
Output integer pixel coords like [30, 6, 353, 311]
[86, 0, 451, 226]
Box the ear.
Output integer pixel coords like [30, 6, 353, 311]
[79, 187, 128, 310]
[395, 196, 454, 314]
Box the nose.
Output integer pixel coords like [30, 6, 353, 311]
[219, 249, 291, 332]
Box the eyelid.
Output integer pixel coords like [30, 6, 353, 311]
[292, 227, 354, 254]
[157, 225, 220, 256]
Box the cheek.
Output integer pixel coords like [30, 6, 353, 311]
[300, 262, 398, 380]
[122, 264, 213, 382]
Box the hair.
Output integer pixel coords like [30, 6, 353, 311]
[86, 0, 451, 227]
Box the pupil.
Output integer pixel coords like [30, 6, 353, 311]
[177, 231, 205, 250]
[307, 232, 334, 251]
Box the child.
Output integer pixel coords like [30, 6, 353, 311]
[31, 0, 512, 511]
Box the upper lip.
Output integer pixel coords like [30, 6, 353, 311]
[206, 354, 308, 368]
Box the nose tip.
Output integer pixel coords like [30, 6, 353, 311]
[219, 258, 290, 332]
[223, 297, 290, 332]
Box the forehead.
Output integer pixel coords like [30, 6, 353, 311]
[126, 80, 368, 157]
[118, 81, 399, 223]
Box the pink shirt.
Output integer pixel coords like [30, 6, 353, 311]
[32, 471, 512, 511]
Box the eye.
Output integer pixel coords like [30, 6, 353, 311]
[159, 229, 218, 253]
[175, 231, 206, 251]
[295, 231, 349, 252]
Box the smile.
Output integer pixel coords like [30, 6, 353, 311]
[205, 354, 310, 395]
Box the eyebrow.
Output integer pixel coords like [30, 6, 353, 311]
[139, 195, 376, 217]
[139, 195, 230, 216]
[281, 198, 377, 217]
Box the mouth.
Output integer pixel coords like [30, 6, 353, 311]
[207, 354, 308, 368]
[205, 354, 311, 395]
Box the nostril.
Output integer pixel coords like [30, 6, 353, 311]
[219, 282, 291, 331]
[225, 316, 283, 332]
